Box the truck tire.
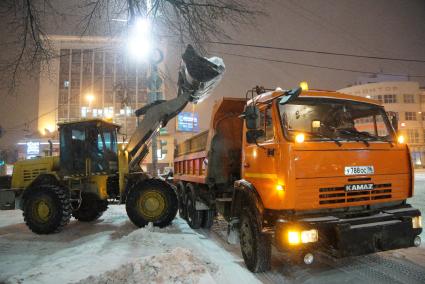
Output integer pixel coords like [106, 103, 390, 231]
[126, 179, 178, 228]
[176, 182, 187, 220]
[72, 193, 108, 222]
[239, 208, 271, 272]
[23, 186, 72, 234]
[202, 209, 215, 229]
[185, 184, 203, 229]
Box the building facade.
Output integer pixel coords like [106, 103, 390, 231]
[338, 81, 425, 167]
[32, 35, 173, 171]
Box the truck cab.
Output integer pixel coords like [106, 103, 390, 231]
[237, 88, 422, 270]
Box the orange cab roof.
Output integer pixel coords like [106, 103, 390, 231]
[251, 89, 381, 106]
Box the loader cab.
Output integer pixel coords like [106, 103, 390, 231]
[58, 119, 120, 176]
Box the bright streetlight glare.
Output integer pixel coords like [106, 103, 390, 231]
[128, 17, 152, 60]
[86, 94, 95, 106]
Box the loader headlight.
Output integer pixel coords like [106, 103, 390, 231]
[287, 229, 318, 245]
[412, 216, 422, 229]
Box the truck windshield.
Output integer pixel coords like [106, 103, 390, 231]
[279, 98, 394, 142]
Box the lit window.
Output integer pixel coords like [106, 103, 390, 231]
[383, 94, 397, 104]
[81, 107, 87, 118]
[407, 129, 420, 143]
[405, 112, 417, 121]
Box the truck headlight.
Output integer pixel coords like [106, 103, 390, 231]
[301, 229, 319, 243]
[287, 229, 318, 245]
[412, 216, 422, 229]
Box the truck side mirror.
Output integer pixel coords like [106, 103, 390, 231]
[244, 105, 260, 130]
[246, 129, 265, 144]
[279, 87, 302, 105]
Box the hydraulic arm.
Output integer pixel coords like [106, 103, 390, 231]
[125, 45, 225, 171]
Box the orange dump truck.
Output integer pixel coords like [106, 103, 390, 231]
[173, 87, 422, 272]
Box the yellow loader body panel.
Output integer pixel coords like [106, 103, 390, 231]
[11, 156, 60, 189]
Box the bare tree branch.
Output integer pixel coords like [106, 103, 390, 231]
[0, 0, 264, 93]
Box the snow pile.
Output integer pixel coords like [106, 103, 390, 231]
[76, 247, 214, 284]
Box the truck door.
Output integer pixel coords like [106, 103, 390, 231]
[242, 104, 278, 204]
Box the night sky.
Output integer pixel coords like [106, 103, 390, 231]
[1, 0, 424, 146]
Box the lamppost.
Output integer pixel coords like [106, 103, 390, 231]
[127, 16, 164, 176]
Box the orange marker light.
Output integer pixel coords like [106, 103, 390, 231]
[295, 133, 305, 143]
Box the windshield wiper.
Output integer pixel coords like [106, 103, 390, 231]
[295, 130, 342, 147]
[337, 129, 371, 147]
[310, 132, 342, 147]
[347, 130, 394, 146]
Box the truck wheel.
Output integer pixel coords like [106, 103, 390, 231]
[185, 184, 203, 229]
[176, 182, 187, 220]
[240, 209, 271, 272]
[72, 193, 108, 222]
[126, 179, 178, 228]
[202, 209, 215, 229]
[23, 186, 71, 234]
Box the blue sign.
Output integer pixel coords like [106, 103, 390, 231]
[177, 112, 199, 132]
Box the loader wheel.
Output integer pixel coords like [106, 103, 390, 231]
[72, 193, 108, 222]
[126, 179, 178, 228]
[240, 208, 271, 272]
[201, 209, 215, 229]
[185, 185, 203, 229]
[23, 186, 71, 234]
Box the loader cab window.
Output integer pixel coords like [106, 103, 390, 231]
[59, 122, 119, 176]
[101, 129, 118, 153]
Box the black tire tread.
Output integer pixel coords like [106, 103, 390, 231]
[23, 185, 71, 234]
[240, 208, 271, 272]
[201, 209, 215, 229]
[72, 193, 108, 222]
[126, 179, 178, 228]
[185, 184, 203, 229]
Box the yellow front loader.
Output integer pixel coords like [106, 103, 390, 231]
[0, 45, 225, 234]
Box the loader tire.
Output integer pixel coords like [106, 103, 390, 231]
[23, 185, 71, 234]
[126, 179, 178, 228]
[185, 185, 203, 229]
[72, 193, 108, 222]
[240, 208, 271, 272]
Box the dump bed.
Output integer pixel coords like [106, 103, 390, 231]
[174, 98, 246, 185]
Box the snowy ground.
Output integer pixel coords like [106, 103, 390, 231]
[1, 172, 425, 284]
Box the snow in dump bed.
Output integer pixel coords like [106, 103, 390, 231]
[76, 248, 215, 284]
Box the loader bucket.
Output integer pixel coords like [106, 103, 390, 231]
[179, 45, 225, 103]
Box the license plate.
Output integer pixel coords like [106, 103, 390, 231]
[345, 183, 374, 191]
[344, 166, 374, 176]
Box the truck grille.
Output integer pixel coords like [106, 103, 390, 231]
[319, 183, 392, 205]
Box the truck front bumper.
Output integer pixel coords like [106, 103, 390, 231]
[274, 207, 422, 258]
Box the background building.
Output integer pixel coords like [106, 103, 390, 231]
[339, 80, 425, 167]
[24, 35, 176, 172]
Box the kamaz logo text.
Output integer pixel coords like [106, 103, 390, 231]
[345, 183, 374, 191]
